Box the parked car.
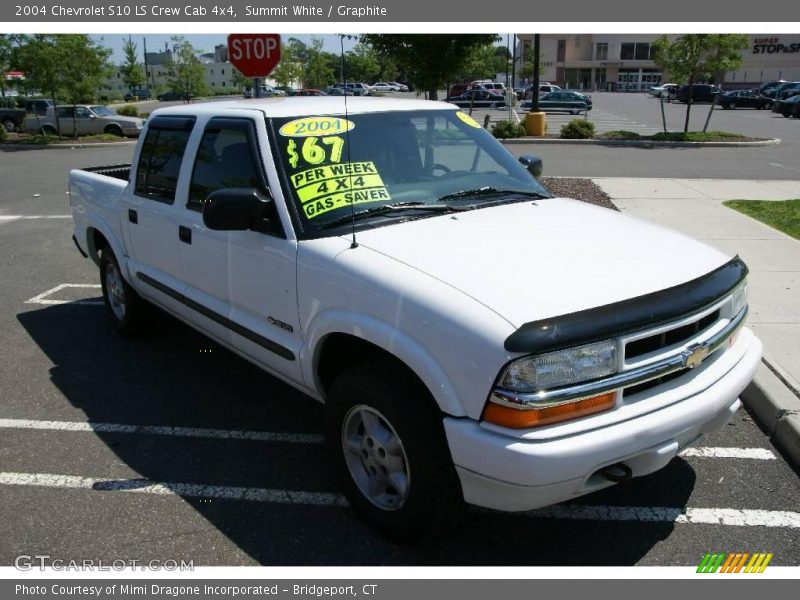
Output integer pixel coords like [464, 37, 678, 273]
[324, 86, 355, 96]
[523, 91, 593, 113]
[523, 83, 562, 99]
[0, 107, 26, 132]
[775, 94, 800, 118]
[274, 86, 296, 96]
[294, 89, 327, 96]
[23, 104, 144, 137]
[346, 83, 373, 96]
[25, 98, 54, 116]
[243, 87, 253, 99]
[445, 89, 506, 108]
[371, 82, 401, 92]
[389, 81, 409, 92]
[447, 83, 471, 98]
[649, 83, 678, 99]
[771, 81, 800, 108]
[156, 91, 192, 102]
[124, 88, 152, 102]
[758, 79, 787, 99]
[716, 90, 772, 110]
[473, 80, 506, 94]
[675, 84, 722, 103]
[69, 97, 761, 540]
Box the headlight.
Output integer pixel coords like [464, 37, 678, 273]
[500, 339, 618, 393]
[731, 279, 747, 317]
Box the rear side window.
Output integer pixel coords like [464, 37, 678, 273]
[135, 123, 192, 203]
[188, 118, 264, 211]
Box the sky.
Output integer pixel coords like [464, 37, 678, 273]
[93, 34, 359, 63]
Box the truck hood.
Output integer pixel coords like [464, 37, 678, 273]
[350, 198, 731, 328]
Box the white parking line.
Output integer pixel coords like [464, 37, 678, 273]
[679, 447, 776, 460]
[0, 418, 324, 444]
[0, 215, 72, 223]
[0, 472, 347, 507]
[24, 284, 103, 306]
[524, 505, 800, 528]
[2, 471, 798, 527]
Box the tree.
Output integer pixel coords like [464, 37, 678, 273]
[360, 34, 500, 99]
[0, 35, 13, 100]
[652, 34, 748, 132]
[14, 35, 62, 133]
[231, 66, 251, 92]
[456, 44, 507, 82]
[345, 43, 380, 83]
[59, 35, 111, 137]
[120, 36, 145, 92]
[270, 44, 303, 89]
[165, 36, 208, 101]
[304, 37, 335, 89]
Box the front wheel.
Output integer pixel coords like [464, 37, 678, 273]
[326, 360, 464, 541]
[99, 248, 146, 336]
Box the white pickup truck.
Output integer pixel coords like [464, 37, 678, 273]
[70, 97, 761, 540]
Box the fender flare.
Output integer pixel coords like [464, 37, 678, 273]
[301, 308, 467, 417]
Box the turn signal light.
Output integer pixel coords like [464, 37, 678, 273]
[482, 392, 617, 429]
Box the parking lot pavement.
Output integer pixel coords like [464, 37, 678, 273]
[0, 146, 798, 566]
[472, 105, 662, 135]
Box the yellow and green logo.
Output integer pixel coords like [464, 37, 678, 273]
[697, 553, 773, 573]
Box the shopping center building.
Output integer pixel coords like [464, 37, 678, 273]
[515, 34, 800, 91]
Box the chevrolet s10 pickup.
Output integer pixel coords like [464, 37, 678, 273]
[69, 97, 761, 539]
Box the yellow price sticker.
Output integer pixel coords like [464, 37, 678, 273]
[455, 111, 481, 128]
[279, 116, 355, 138]
[303, 188, 392, 219]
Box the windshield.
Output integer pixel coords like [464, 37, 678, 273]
[270, 109, 550, 235]
[91, 106, 115, 116]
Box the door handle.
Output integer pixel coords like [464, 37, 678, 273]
[128, 209, 138, 224]
[179, 225, 192, 244]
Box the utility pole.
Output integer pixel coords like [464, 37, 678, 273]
[532, 34, 540, 112]
[143, 37, 150, 89]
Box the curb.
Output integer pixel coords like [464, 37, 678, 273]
[1, 141, 137, 150]
[741, 362, 800, 468]
[500, 137, 781, 147]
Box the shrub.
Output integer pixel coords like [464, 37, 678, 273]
[0, 124, 7, 142]
[491, 120, 527, 139]
[601, 130, 641, 140]
[560, 119, 595, 139]
[115, 104, 139, 117]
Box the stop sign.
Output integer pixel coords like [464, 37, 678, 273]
[227, 34, 282, 78]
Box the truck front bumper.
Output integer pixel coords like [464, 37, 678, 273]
[443, 332, 762, 512]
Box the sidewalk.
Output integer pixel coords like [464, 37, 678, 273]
[592, 178, 800, 463]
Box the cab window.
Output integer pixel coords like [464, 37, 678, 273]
[134, 117, 194, 203]
[187, 118, 265, 212]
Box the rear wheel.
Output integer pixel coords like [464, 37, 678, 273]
[2, 118, 15, 133]
[326, 360, 464, 541]
[99, 248, 146, 336]
[104, 124, 124, 137]
[729, 102, 736, 110]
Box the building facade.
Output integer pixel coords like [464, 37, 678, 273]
[516, 34, 800, 92]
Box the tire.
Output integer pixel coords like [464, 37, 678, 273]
[729, 103, 736, 110]
[326, 359, 464, 541]
[2, 118, 15, 133]
[99, 248, 146, 336]
[105, 124, 124, 137]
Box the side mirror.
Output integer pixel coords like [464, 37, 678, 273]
[202, 188, 275, 232]
[519, 154, 543, 178]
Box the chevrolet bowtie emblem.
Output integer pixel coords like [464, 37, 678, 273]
[683, 343, 711, 369]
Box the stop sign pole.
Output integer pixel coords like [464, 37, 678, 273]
[227, 34, 282, 98]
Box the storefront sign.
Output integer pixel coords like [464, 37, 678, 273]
[752, 37, 800, 54]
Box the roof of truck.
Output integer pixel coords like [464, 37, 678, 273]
[152, 96, 456, 118]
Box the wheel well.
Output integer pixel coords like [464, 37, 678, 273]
[88, 228, 110, 265]
[316, 333, 430, 399]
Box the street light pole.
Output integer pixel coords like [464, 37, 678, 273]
[532, 34, 540, 112]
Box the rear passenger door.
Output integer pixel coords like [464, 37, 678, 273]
[177, 116, 302, 381]
[124, 116, 195, 315]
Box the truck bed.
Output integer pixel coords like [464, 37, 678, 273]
[69, 164, 132, 260]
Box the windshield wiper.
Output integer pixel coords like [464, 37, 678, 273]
[320, 202, 461, 230]
[436, 187, 548, 203]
